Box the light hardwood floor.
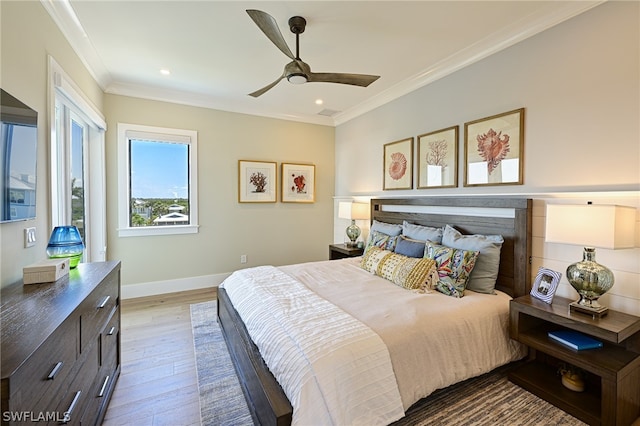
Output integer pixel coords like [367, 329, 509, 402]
[103, 288, 216, 426]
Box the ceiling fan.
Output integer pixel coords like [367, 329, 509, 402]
[246, 9, 380, 97]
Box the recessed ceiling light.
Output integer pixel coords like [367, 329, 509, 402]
[160, 69, 171, 76]
[315, 99, 323, 105]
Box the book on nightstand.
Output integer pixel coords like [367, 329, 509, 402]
[548, 330, 603, 351]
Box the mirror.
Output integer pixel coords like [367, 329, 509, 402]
[1, 89, 38, 223]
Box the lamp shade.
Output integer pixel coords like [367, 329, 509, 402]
[338, 202, 370, 221]
[545, 204, 636, 249]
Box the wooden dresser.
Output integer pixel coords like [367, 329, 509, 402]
[1, 261, 121, 425]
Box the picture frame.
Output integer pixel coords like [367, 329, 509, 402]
[281, 163, 315, 203]
[238, 160, 277, 203]
[417, 126, 458, 189]
[464, 108, 524, 187]
[530, 266, 562, 304]
[383, 137, 413, 190]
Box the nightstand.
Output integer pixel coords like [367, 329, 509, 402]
[509, 295, 640, 426]
[329, 243, 363, 260]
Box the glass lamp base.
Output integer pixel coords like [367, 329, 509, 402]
[345, 222, 361, 248]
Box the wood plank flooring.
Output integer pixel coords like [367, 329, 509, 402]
[103, 288, 216, 426]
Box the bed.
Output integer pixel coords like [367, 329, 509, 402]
[217, 197, 532, 426]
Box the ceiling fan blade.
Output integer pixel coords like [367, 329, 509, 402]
[248, 74, 286, 98]
[246, 9, 295, 60]
[307, 72, 380, 87]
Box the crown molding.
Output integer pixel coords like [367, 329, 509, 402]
[333, 1, 605, 126]
[41, 0, 604, 127]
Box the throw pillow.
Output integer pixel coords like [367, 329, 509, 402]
[441, 225, 504, 294]
[424, 241, 479, 298]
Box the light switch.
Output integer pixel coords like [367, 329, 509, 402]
[24, 227, 36, 248]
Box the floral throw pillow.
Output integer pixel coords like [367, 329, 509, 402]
[364, 230, 399, 254]
[424, 241, 479, 297]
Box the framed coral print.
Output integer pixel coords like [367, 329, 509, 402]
[238, 160, 277, 203]
[530, 266, 562, 304]
[282, 163, 315, 203]
[464, 108, 524, 187]
[383, 138, 413, 190]
[417, 126, 458, 189]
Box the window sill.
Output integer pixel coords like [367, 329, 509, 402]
[117, 224, 199, 237]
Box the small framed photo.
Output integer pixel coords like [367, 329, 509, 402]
[417, 125, 458, 189]
[238, 160, 277, 203]
[383, 137, 413, 190]
[530, 267, 562, 304]
[464, 108, 524, 187]
[282, 163, 315, 203]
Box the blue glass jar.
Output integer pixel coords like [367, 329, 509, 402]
[46, 226, 84, 268]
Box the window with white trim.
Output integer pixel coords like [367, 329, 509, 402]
[49, 56, 107, 263]
[117, 123, 198, 237]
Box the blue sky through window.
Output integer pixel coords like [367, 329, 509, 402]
[130, 139, 188, 199]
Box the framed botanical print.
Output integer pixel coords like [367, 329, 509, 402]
[417, 125, 458, 189]
[464, 108, 524, 187]
[238, 160, 277, 203]
[282, 163, 315, 203]
[383, 137, 413, 190]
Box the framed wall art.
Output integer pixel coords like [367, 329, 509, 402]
[383, 137, 413, 190]
[282, 163, 315, 203]
[238, 160, 277, 203]
[417, 125, 458, 189]
[530, 266, 562, 304]
[464, 108, 524, 187]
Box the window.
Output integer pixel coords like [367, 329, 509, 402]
[117, 123, 198, 237]
[49, 56, 107, 263]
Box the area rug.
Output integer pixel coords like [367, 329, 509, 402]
[191, 301, 585, 426]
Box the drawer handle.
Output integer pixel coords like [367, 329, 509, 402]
[98, 375, 110, 398]
[47, 361, 64, 380]
[62, 391, 81, 424]
[98, 295, 111, 308]
[108, 326, 116, 335]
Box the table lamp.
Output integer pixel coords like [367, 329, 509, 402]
[545, 203, 636, 317]
[338, 202, 370, 247]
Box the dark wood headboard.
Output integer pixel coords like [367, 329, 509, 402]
[370, 197, 532, 297]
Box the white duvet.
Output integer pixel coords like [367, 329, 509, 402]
[221, 258, 526, 425]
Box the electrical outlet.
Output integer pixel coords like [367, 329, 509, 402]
[240, 254, 247, 264]
[24, 227, 36, 248]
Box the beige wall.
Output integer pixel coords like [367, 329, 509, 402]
[0, 1, 334, 293]
[104, 95, 334, 291]
[334, 2, 640, 315]
[0, 1, 104, 288]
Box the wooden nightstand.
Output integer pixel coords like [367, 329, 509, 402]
[509, 295, 640, 426]
[329, 243, 364, 260]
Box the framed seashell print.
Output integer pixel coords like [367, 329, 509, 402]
[417, 125, 458, 189]
[464, 108, 524, 187]
[383, 138, 413, 190]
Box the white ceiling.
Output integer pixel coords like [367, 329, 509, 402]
[43, 1, 603, 126]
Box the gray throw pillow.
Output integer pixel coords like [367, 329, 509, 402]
[441, 225, 503, 294]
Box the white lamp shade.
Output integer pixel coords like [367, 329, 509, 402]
[545, 204, 636, 249]
[338, 202, 370, 221]
[351, 203, 370, 220]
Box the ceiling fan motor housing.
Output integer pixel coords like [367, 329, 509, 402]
[288, 16, 306, 34]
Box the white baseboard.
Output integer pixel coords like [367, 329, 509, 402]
[121, 272, 230, 300]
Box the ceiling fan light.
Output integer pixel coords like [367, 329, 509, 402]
[287, 73, 307, 84]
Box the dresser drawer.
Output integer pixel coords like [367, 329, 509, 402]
[6, 316, 77, 414]
[54, 339, 100, 425]
[101, 308, 120, 371]
[79, 273, 119, 352]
